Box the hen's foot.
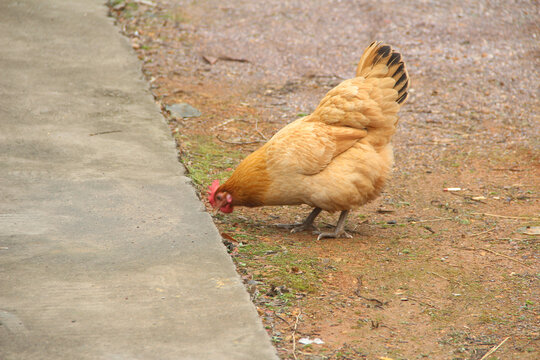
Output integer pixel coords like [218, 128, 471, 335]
[274, 207, 322, 233]
[274, 222, 319, 233]
[316, 229, 353, 240]
[316, 210, 353, 240]
[274, 222, 302, 229]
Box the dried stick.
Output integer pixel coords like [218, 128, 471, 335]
[491, 167, 525, 172]
[428, 271, 467, 287]
[292, 310, 301, 360]
[472, 212, 539, 221]
[216, 134, 265, 145]
[428, 271, 450, 282]
[413, 217, 453, 223]
[469, 227, 497, 237]
[274, 313, 291, 327]
[479, 337, 509, 360]
[209, 118, 248, 131]
[449, 191, 487, 204]
[407, 295, 439, 309]
[460, 247, 533, 269]
[254, 117, 268, 140]
[422, 225, 436, 234]
[89, 130, 122, 136]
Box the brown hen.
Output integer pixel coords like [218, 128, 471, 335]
[209, 42, 409, 239]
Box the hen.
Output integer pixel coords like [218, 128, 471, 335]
[209, 42, 409, 239]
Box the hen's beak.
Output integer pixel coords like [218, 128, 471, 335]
[212, 198, 228, 215]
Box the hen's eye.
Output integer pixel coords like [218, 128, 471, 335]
[216, 195, 222, 201]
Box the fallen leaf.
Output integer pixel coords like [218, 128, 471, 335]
[202, 55, 218, 64]
[221, 232, 237, 243]
[290, 266, 303, 274]
[218, 55, 250, 63]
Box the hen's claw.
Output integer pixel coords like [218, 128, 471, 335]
[316, 230, 353, 240]
[274, 208, 354, 240]
[274, 207, 322, 234]
[274, 223, 301, 229]
[316, 210, 353, 240]
[291, 223, 319, 233]
[275, 222, 319, 233]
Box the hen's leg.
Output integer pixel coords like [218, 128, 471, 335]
[316, 210, 353, 240]
[275, 207, 322, 233]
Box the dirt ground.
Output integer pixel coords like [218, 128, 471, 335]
[108, 1, 538, 359]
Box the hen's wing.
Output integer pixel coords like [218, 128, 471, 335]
[265, 119, 366, 176]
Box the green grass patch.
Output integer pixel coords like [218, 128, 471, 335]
[176, 134, 244, 188]
[237, 241, 329, 293]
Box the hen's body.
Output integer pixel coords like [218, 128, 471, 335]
[211, 42, 409, 238]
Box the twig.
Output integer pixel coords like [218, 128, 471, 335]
[427, 271, 466, 287]
[292, 309, 301, 360]
[479, 337, 509, 360]
[449, 192, 487, 204]
[209, 118, 248, 131]
[428, 271, 450, 282]
[357, 294, 386, 308]
[274, 314, 291, 327]
[254, 117, 268, 140]
[468, 197, 487, 204]
[412, 217, 453, 223]
[469, 227, 497, 237]
[491, 167, 525, 172]
[406, 295, 439, 309]
[353, 275, 386, 307]
[422, 225, 436, 234]
[216, 134, 265, 145]
[459, 247, 533, 269]
[89, 130, 122, 136]
[218, 55, 250, 63]
[472, 212, 539, 221]
[376, 209, 395, 214]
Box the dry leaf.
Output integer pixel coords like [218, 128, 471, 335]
[202, 55, 218, 64]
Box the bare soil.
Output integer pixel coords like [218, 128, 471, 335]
[108, 1, 539, 359]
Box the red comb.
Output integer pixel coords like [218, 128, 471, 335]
[207, 180, 220, 206]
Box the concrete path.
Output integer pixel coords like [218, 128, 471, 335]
[0, 1, 277, 359]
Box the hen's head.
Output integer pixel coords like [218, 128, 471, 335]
[208, 180, 234, 213]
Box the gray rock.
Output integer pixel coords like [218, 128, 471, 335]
[165, 102, 201, 118]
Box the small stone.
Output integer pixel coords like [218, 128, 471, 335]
[165, 103, 201, 118]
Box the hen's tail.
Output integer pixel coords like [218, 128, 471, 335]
[356, 41, 409, 104]
[310, 42, 409, 149]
